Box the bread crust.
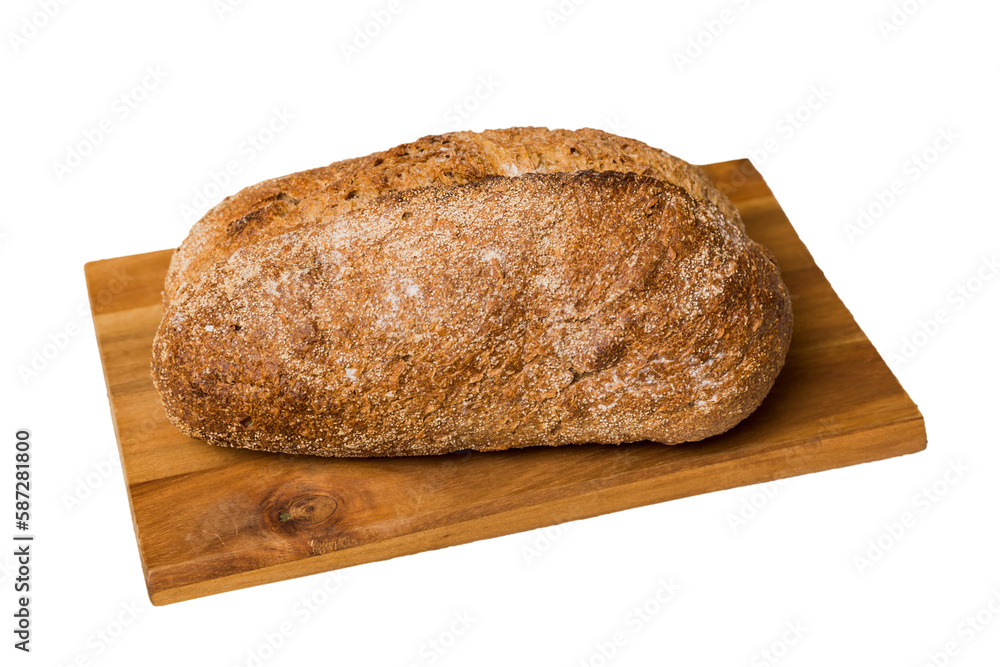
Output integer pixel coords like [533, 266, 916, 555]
[152, 171, 792, 457]
[164, 127, 742, 306]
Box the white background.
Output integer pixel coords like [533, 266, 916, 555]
[1, 1, 998, 665]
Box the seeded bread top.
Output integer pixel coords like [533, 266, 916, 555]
[164, 127, 741, 305]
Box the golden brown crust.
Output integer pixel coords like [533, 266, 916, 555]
[163, 127, 741, 306]
[152, 171, 792, 457]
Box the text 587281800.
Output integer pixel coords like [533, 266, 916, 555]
[13, 429, 31, 653]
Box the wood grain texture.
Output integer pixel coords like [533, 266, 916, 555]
[85, 160, 925, 605]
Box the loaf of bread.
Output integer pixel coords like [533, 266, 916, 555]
[152, 153, 793, 456]
[163, 127, 742, 307]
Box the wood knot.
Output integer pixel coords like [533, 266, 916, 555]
[279, 494, 338, 525]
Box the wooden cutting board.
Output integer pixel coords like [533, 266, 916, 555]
[85, 160, 926, 605]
